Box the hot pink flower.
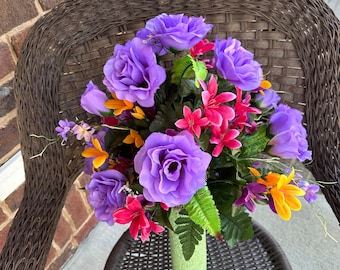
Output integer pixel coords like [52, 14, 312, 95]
[210, 120, 242, 157]
[200, 76, 236, 127]
[113, 196, 164, 242]
[190, 39, 215, 68]
[175, 106, 208, 138]
[231, 86, 261, 131]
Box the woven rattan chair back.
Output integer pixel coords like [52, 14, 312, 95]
[1, 0, 340, 269]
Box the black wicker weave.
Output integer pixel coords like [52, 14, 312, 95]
[105, 220, 292, 270]
[1, 0, 340, 269]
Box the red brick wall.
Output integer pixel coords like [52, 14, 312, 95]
[0, 0, 97, 269]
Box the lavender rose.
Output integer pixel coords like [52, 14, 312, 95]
[86, 169, 127, 225]
[255, 89, 281, 109]
[81, 80, 110, 116]
[136, 13, 213, 55]
[214, 37, 263, 90]
[103, 37, 166, 107]
[268, 104, 312, 161]
[134, 130, 212, 207]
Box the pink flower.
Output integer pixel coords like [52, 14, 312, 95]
[200, 76, 236, 127]
[175, 106, 208, 138]
[231, 86, 261, 131]
[210, 120, 242, 157]
[190, 39, 215, 68]
[113, 196, 164, 242]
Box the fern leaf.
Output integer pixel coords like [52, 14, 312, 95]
[184, 186, 221, 237]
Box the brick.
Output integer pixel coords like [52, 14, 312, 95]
[11, 27, 31, 57]
[53, 215, 73, 249]
[46, 244, 75, 270]
[0, 42, 15, 79]
[0, 206, 9, 226]
[38, 0, 64, 11]
[74, 214, 98, 244]
[76, 173, 91, 189]
[0, 116, 20, 165]
[45, 245, 58, 268]
[0, 220, 12, 252]
[64, 185, 89, 229]
[4, 183, 24, 212]
[0, 0, 38, 35]
[0, 79, 15, 117]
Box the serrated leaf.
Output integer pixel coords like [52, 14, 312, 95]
[171, 55, 194, 85]
[190, 57, 208, 87]
[240, 125, 270, 157]
[184, 186, 221, 237]
[173, 209, 204, 260]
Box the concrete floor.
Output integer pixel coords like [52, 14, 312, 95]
[62, 1, 340, 269]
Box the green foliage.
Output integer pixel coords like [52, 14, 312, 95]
[184, 186, 221, 237]
[210, 182, 253, 246]
[174, 208, 204, 260]
[171, 55, 194, 85]
[240, 125, 270, 157]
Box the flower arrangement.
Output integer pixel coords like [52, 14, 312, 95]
[54, 13, 319, 262]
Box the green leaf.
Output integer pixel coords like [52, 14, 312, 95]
[171, 55, 194, 85]
[184, 186, 221, 237]
[190, 57, 208, 87]
[219, 205, 254, 246]
[240, 125, 270, 157]
[174, 209, 204, 260]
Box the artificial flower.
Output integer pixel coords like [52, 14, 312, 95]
[136, 13, 213, 55]
[134, 130, 211, 207]
[86, 169, 127, 225]
[214, 37, 262, 90]
[104, 93, 134, 116]
[81, 80, 110, 116]
[55, 119, 75, 141]
[131, 106, 146, 120]
[123, 129, 144, 148]
[72, 121, 95, 142]
[297, 180, 320, 204]
[175, 106, 208, 138]
[103, 37, 166, 107]
[82, 137, 109, 169]
[233, 182, 267, 212]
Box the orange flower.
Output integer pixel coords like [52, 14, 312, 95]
[250, 167, 305, 220]
[105, 93, 134, 116]
[82, 137, 109, 169]
[131, 106, 145, 120]
[123, 129, 144, 148]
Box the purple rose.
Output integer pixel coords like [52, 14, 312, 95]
[214, 37, 263, 90]
[134, 130, 212, 207]
[255, 89, 281, 109]
[81, 80, 110, 116]
[86, 169, 127, 225]
[136, 13, 213, 55]
[103, 37, 166, 107]
[268, 104, 312, 161]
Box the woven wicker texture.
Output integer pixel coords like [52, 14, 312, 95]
[105, 221, 292, 270]
[1, 0, 340, 269]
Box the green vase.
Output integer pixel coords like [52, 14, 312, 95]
[168, 208, 207, 270]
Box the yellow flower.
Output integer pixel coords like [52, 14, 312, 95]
[250, 167, 305, 221]
[105, 93, 134, 116]
[131, 106, 145, 120]
[123, 129, 144, 148]
[81, 137, 109, 169]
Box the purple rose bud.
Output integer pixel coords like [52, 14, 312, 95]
[136, 13, 213, 55]
[255, 89, 281, 109]
[103, 37, 166, 107]
[268, 104, 312, 161]
[214, 37, 263, 90]
[134, 130, 211, 207]
[81, 80, 110, 116]
[86, 169, 127, 225]
[55, 119, 75, 141]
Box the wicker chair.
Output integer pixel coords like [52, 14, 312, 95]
[1, 0, 340, 269]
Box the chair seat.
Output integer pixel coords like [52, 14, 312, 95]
[105, 220, 292, 270]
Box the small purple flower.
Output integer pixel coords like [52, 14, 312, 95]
[297, 180, 320, 204]
[81, 80, 110, 116]
[55, 119, 75, 141]
[103, 37, 166, 107]
[136, 13, 213, 55]
[268, 104, 312, 161]
[255, 89, 281, 109]
[214, 37, 263, 90]
[134, 130, 211, 207]
[72, 121, 95, 142]
[86, 169, 127, 225]
[233, 182, 267, 212]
